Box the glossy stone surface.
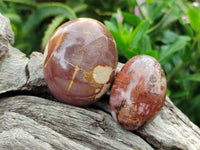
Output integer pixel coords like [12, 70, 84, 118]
[43, 18, 118, 106]
[110, 55, 166, 130]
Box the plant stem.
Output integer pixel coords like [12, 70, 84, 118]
[135, 0, 146, 19]
[147, 1, 151, 19]
[188, 82, 197, 102]
[118, 22, 123, 37]
[191, 35, 198, 51]
[167, 62, 185, 86]
[147, 9, 171, 34]
[192, 31, 200, 56]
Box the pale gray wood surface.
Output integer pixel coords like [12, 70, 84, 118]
[0, 13, 14, 45]
[0, 96, 152, 150]
[0, 13, 200, 150]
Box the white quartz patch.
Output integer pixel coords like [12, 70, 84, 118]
[93, 65, 113, 84]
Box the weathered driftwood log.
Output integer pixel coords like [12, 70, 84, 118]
[0, 13, 200, 150]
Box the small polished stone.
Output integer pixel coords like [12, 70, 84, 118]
[43, 18, 118, 106]
[110, 55, 166, 130]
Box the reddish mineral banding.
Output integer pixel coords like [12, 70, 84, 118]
[110, 55, 166, 130]
[43, 18, 118, 106]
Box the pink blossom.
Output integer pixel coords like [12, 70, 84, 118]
[193, 2, 199, 7]
[116, 10, 123, 23]
[182, 15, 189, 24]
[134, 6, 140, 17]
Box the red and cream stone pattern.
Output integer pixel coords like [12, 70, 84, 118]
[43, 18, 118, 106]
[110, 55, 166, 130]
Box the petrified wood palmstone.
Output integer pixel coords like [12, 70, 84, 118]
[43, 18, 118, 106]
[110, 55, 166, 130]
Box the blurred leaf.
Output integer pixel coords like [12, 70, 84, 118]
[122, 11, 141, 26]
[121, 25, 134, 46]
[171, 91, 189, 98]
[92, 7, 113, 16]
[160, 11, 177, 29]
[3, 13, 22, 26]
[105, 16, 140, 60]
[175, 0, 188, 14]
[161, 30, 178, 44]
[186, 94, 200, 126]
[22, 2, 77, 36]
[166, 88, 171, 97]
[187, 7, 200, 32]
[106, 18, 150, 60]
[168, 2, 181, 18]
[2, 0, 37, 8]
[159, 36, 190, 63]
[142, 50, 158, 59]
[180, 73, 200, 82]
[73, 4, 88, 14]
[130, 20, 150, 48]
[165, 0, 176, 6]
[0, 1, 9, 13]
[166, 59, 183, 83]
[110, 30, 136, 59]
[3, 13, 23, 37]
[42, 15, 66, 50]
[148, 11, 177, 35]
[104, 20, 118, 32]
[15, 43, 32, 55]
[146, 0, 154, 5]
[10, 24, 18, 36]
[138, 34, 152, 51]
[150, 2, 166, 20]
[187, 95, 200, 115]
[183, 24, 194, 37]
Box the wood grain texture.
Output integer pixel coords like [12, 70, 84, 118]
[0, 45, 28, 94]
[0, 13, 14, 45]
[0, 96, 152, 150]
[0, 14, 200, 150]
[0, 112, 90, 150]
[0, 35, 8, 58]
[138, 96, 200, 149]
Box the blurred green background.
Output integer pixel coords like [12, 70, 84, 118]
[1, 0, 200, 127]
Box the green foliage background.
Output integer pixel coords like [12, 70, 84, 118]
[1, 0, 200, 127]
